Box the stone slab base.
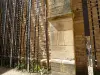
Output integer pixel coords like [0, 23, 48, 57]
[51, 59, 75, 75]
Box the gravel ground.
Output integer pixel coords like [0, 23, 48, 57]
[0, 66, 94, 75]
[0, 67, 51, 75]
[0, 68, 39, 75]
[0, 58, 93, 75]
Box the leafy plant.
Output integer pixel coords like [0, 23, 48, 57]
[33, 64, 41, 72]
[17, 63, 25, 70]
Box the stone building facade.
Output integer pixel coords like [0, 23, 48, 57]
[48, 0, 74, 60]
[47, 0, 75, 75]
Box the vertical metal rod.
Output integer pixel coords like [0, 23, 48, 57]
[33, 14, 37, 68]
[95, 0, 100, 29]
[26, 0, 31, 72]
[13, 0, 19, 67]
[19, 0, 24, 68]
[10, 0, 16, 67]
[0, 0, 2, 66]
[0, 0, 3, 66]
[36, 0, 40, 72]
[89, 0, 97, 68]
[44, 0, 50, 71]
[17, 0, 23, 67]
[22, 0, 27, 68]
[2, 0, 8, 66]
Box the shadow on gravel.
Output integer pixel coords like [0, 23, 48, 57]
[92, 68, 100, 75]
[0, 67, 11, 75]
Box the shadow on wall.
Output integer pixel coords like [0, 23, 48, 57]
[49, 17, 73, 31]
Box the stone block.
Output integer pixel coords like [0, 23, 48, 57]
[51, 59, 75, 75]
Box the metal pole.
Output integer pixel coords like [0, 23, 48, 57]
[2, 0, 8, 66]
[36, 0, 40, 72]
[95, 0, 100, 29]
[44, 0, 50, 71]
[10, 0, 16, 67]
[26, 0, 31, 72]
[89, 0, 97, 68]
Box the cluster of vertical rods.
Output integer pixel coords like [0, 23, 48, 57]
[0, 0, 50, 72]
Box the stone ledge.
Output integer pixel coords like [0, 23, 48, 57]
[51, 59, 75, 65]
[41, 59, 75, 75]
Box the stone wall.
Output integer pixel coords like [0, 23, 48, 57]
[72, 0, 100, 74]
[48, 7, 75, 74]
[47, 0, 71, 18]
[49, 17, 74, 60]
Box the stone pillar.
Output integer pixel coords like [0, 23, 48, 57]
[72, 0, 88, 75]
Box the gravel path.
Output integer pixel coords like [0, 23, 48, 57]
[0, 67, 51, 75]
[0, 58, 94, 75]
[0, 67, 94, 75]
[0, 68, 38, 75]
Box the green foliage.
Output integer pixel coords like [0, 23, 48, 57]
[33, 63, 41, 72]
[17, 63, 25, 70]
